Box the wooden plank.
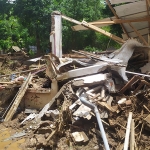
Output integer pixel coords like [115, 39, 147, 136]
[120, 11, 150, 35]
[120, 11, 150, 19]
[82, 21, 125, 43]
[92, 16, 150, 25]
[114, 1, 146, 17]
[72, 16, 116, 31]
[122, 22, 148, 32]
[128, 22, 148, 46]
[62, 15, 125, 44]
[122, 28, 149, 39]
[73, 12, 150, 32]
[105, 0, 130, 38]
[123, 34, 148, 44]
[97, 101, 116, 113]
[4, 73, 32, 121]
[110, 0, 137, 4]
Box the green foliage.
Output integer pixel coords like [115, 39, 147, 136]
[58, 0, 106, 52]
[0, 0, 122, 53]
[84, 46, 100, 52]
[0, 14, 30, 51]
[13, 0, 53, 53]
[28, 49, 35, 57]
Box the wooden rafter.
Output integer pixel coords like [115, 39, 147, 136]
[62, 15, 125, 44]
[128, 22, 148, 46]
[105, 0, 130, 38]
[110, 0, 137, 5]
[91, 16, 150, 25]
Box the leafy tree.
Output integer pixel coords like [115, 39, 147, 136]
[13, 0, 54, 54]
[0, 14, 30, 51]
[58, 0, 106, 52]
[0, 0, 122, 53]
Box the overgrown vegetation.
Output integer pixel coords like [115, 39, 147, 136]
[0, 0, 122, 54]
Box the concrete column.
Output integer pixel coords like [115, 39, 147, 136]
[50, 11, 62, 58]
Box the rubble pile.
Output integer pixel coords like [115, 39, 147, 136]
[0, 39, 150, 150]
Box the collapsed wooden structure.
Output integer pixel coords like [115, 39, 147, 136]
[1, 1, 150, 149]
[72, 0, 150, 46]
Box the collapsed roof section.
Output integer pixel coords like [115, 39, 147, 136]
[72, 0, 150, 46]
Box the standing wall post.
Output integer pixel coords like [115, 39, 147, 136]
[50, 11, 62, 57]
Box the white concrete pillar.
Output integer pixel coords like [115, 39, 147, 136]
[50, 11, 62, 58]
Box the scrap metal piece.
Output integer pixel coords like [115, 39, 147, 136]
[21, 113, 37, 125]
[4, 131, 26, 141]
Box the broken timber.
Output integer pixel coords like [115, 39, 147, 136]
[90, 16, 150, 25]
[4, 73, 32, 121]
[61, 15, 125, 44]
[105, 0, 130, 38]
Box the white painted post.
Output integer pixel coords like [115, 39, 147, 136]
[50, 11, 62, 58]
[124, 112, 132, 150]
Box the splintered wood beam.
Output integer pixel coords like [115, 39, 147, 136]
[105, 0, 130, 39]
[4, 73, 32, 121]
[91, 16, 150, 25]
[62, 15, 125, 44]
[128, 22, 149, 46]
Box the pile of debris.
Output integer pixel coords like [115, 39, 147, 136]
[0, 39, 150, 150]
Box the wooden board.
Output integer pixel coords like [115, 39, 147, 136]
[72, 11, 150, 31]
[120, 11, 150, 19]
[114, 1, 146, 17]
[122, 28, 149, 40]
[122, 22, 148, 32]
[62, 15, 125, 43]
[4, 73, 32, 121]
[72, 16, 116, 31]
[110, 0, 138, 4]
